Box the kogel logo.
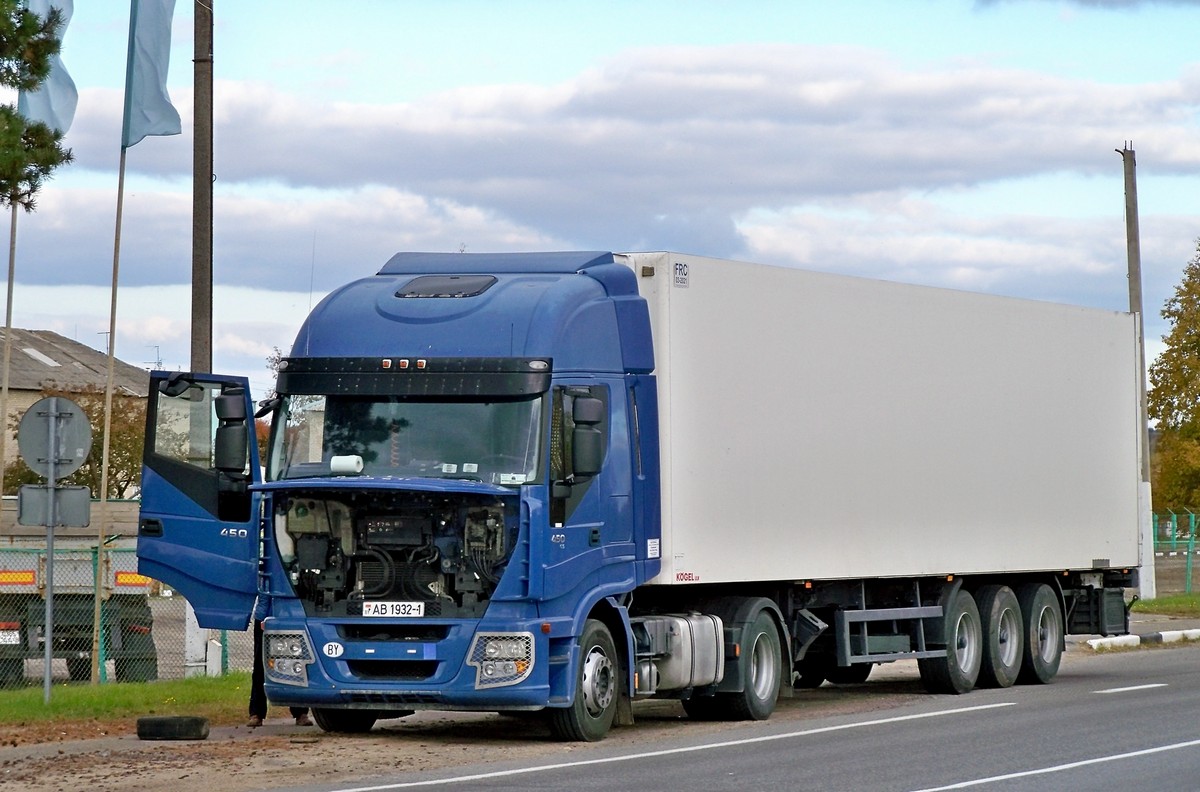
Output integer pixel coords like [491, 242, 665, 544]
[673, 261, 689, 288]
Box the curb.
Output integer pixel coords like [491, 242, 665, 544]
[1087, 628, 1200, 650]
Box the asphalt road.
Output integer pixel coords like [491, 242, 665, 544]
[288, 643, 1200, 792]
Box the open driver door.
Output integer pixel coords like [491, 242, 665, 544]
[136, 372, 260, 629]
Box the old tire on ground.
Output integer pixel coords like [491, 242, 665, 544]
[826, 662, 873, 685]
[548, 619, 619, 741]
[136, 715, 210, 741]
[1016, 582, 1063, 684]
[975, 585, 1023, 689]
[918, 588, 982, 694]
[311, 708, 378, 733]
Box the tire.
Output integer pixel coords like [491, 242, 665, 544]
[918, 588, 982, 694]
[680, 694, 724, 721]
[793, 655, 829, 689]
[1016, 583, 1063, 684]
[726, 610, 782, 720]
[66, 656, 92, 682]
[0, 658, 23, 688]
[826, 662, 873, 685]
[311, 708, 378, 734]
[683, 610, 782, 722]
[975, 585, 1023, 689]
[548, 619, 619, 742]
[136, 715, 210, 741]
[115, 656, 159, 683]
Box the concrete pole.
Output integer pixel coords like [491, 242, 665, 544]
[185, 0, 215, 677]
[1119, 144, 1156, 600]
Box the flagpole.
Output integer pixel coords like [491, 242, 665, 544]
[0, 204, 17, 499]
[90, 145, 127, 683]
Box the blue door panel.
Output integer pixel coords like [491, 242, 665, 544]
[135, 372, 259, 630]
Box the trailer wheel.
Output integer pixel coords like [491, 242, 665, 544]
[975, 585, 1023, 689]
[918, 588, 982, 694]
[827, 663, 873, 685]
[311, 708, 378, 734]
[548, 619, 619, 742]
[793, 655, 828, 689]
[1016, 583, 1063, 684]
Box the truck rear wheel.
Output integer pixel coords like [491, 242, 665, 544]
[975, 585, 1023, 689]
[683, 609, 782, 722]
[311, 708, 378, 733]
[726, 610, 782, 720]
[918, 588, 982, 694]
[1016, 583, 1063, 684]
[548, 619, 619, 742]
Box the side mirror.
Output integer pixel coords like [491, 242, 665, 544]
[214, 390, 249, 473]
[571, 397, 604, 477]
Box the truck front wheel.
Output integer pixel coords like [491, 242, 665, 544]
[548, 619, 619, 742]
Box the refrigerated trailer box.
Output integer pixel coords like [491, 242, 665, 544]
[137, 251, 1140, 742]
[637, 252, 1140, 584]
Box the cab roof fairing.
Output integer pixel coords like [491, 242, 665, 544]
[288, 251, 654, 375]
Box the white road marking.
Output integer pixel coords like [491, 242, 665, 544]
[326, 702, 1017, 791]
[1094, 683, 1168, 694]
[909, 737, 1200, 791]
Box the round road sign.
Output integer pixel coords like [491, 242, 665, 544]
[16, 396, 93, 480]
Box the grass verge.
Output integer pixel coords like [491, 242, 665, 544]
[1131, 593, 1200, 618]
[0, 672, 252, 726]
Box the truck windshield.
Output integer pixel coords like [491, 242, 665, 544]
[268, 395, 543, 485]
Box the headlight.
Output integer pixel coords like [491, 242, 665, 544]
[467, 632, 534, 688]
[264, 630, 315, 687]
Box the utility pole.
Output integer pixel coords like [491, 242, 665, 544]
[192, 0, 213, 373]
[184, 0, 215, 677]
[1119, 143, 1156, 600]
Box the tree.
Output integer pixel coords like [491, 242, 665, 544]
[0, 0, 72, 211]
[1148, 237, 1200, 510]
[4, 385, 147, 499]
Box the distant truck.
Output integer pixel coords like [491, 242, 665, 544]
[137, 251, 1139, 740]
[0, 527, 157, 685]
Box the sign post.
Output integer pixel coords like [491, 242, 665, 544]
[16, 396, 92, 704]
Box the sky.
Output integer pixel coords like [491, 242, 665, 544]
[3, 0, 1200, 399]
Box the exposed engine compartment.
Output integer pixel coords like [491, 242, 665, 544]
[274, 489, 517, 618]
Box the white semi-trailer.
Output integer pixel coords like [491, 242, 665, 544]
[139, 251, 1139, 741]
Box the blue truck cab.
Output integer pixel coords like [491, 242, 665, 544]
[137, 252, 694, 741]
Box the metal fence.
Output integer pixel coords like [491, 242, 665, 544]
[1153, 511, 1200, 595]
[0, 544, 252, 689]
[1, 514, 1196, 689]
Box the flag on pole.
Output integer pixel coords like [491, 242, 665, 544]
[17, 0, 78, 134]
[121, 0, 181, 149]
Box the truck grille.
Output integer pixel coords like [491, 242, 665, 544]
[346, 660, 438, 681]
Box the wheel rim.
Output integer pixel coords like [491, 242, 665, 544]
[581, 645, 615, 718]
[749, 632, 779, 701]
[1035, 605, 1061, 663]
[996, 607, 1020, 668]
[954, 611, 979, 670]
